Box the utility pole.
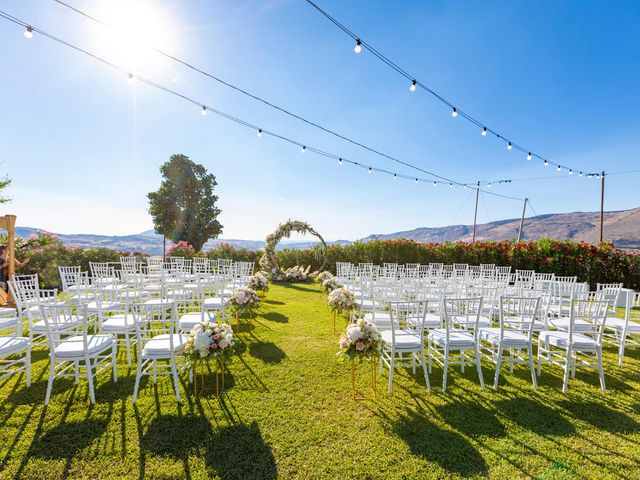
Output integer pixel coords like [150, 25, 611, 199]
[517, 198, 528, 243]
[163, 237, 166, 262]
[472, 181, 480, 243]
[600, 170, 605, 243]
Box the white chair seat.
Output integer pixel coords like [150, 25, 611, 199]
[0, 307, 17, 318]
[407, 313, 441, 329]
[0, 336, 29, 356]
[144, 298, 176, 307]
[478, 327, 529, 347]
[451, 315, 491, 328]
[178, 312, 213, 331]
[203, 297, 228, 308]
[604, 318, 640, 333]
[101, 315, 136, 332]
[428, 328, 475, 348]
[142, 334, 187, 357]
[504, 316, 546, 331]
[363, 312, 391, 323]
[54, 335, 114, 358]
[26, 301, 66, 315]
[86, 301, 121, 313]
[166, 289, 195, 299]
[355, 299, 381, 311]
[118, 291, 149, 300]
[381, 330, 423, 349]
[539, 330, 597, 349]
[32, 317, 82, 333]
[0, 317, 19, 330]
[548, 317, 594, 332]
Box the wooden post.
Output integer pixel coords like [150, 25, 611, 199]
[517, 198, 527, 243]
[600, 171, 605, 243]
[472, 182, 480, 243]
[5, 215, 16, 279]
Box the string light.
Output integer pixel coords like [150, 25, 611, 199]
[1, 11, 527, 204]
[368, 167, 372, 174]
[338, 157, 342, 165]
[415, 178, 418, 184]
[482, 127, 487, 136]
[409, 80, 417, 92]
[354, 39, 362, 54]
[451, 107, 458, 118]
[569, 169, 573, 175]
[544, 160, 549, 167]
[556, 165, 561, 172]
[579, 171, 583, 177]
[488, 182, 492, 188]
[527, 152, 532, 160]
[201, 105, 207, 116]
[24, 25, 32, 38]
[257, 129, 262, 138]
[305, 0, 595, 178]
[507, 142, 513, 150]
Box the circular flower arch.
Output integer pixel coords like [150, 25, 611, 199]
[259, 219, 327, 273]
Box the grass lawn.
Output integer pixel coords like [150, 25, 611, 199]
[1, 282, 639, 479]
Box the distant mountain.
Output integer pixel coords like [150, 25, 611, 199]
[363, 207, 640, 248]
[14, 207, 640, 254]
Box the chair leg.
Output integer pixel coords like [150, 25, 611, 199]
[124, 332, 132, 367]
[45, 358, 56, 405]
[528, 344, 537, 390]
[25, 344, 31, 387]
[537, 340, 543, 377]
[442, 348, 449, 392]
[171, 357, 181, 403]
[427, 340, 432, 374]
[387, 352, 395, 394]
[493, 344, 503, 390]
[112, 344, 118, 383]
[152, 360, 157, 384]
[618, 333, 626, 367]
[475, 344, 485, 389]
[420, 350, 430, 392]
[597, 347, 606, 393]
[562, 348, 572, 394]
[86, 356, 96, 404]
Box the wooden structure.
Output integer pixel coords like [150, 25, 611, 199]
[0, 214, 16, 306]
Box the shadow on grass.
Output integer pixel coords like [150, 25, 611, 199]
[277, 283, 317, 293]
[31, 418, 108, 459]
[263, 299, 285, 305]
[558, 399, 640, 433]
[141, 415, 276, 479]
[262, 312, 289, 323]
[249, 342, 286, 364]
[495, 397, 575, 436]
[436, 400, 506, 438]
[393, 409, 487, 476]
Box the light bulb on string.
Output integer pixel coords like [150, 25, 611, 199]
[368, 167, 372, 174]
[201, 106, 207, 116]
[451, 107, 458, 118]
[338, 158, 342, 165]
[127, 73, 134, 85]
[354, 39, 362, 54]
[544, 160, 549, 167]
[24, 26, 33, 39]
[300, 146, 306, 154]
[579, 171, 583, 177]
[488, 182, 492, 188]
[393, 174, 397, 180]
[507, 142, 512, 150]
[409, 80, 417, 92]
[449, 183, 453, 188]
[569, 169, 573, 175]
[433, 181, 437, 187]
[257, 129, 262, 138]
[415, 178, 418, 184]
[557, 165, 561, 172]
[481, 127, 487, 136]
[527, 152, 532, 160]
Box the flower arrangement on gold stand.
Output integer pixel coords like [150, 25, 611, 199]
[248, 272, 269, 297]
[337, 318, 383, 400]
[230, 286, 260, 332]
[328, 287, 355, 334]
[183, 321, 235, 398]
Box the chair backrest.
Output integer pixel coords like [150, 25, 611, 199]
[58, 266, 85, 291]
[568, 298, 610, 344]
[496, 266, 512, 275]
[9, 274, 42, 312]
[442, 297, 483, 340]
[40, 304, 88, 353]
[499, 296, 541, 342]
[134, 302, 177, 353]
[193, 257, 211, 274]
[596, 283, 623, 308]
[388, 300, 428, 345]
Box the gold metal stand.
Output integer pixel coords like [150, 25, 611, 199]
[333, 311, 337, 335]
[193, 355, 225, 399]
[350, 356, 377, 401]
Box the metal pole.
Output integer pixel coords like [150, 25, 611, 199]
[600, 170, 605, 243]
[163, 237, 166, 262]
[472, 182, 480, 243]
[517, 198, 527, 243]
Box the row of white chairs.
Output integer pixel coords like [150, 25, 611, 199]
[0, 260, 254, 404]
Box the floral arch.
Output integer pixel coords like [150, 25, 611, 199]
[259, 219, 327, 273]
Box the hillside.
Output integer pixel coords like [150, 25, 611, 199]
[13, 207, 640, 253]
[364, 207, 640, 248]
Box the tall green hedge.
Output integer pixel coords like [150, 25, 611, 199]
[6, 232, 640, 290]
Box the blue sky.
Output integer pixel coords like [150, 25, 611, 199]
[1, 0, 639, 241]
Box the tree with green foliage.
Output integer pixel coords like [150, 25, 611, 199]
[0, 175, 11, 203]
[147, 154, 222, 251]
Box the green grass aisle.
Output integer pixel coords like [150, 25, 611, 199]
[1, 282, 639, 479]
